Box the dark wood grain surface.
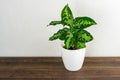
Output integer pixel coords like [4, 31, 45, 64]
[0, 57, 119, 80]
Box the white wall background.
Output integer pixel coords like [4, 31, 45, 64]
[0, 0, 120, 57]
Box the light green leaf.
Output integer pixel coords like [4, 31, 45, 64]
[74, 17, 97, 29]
[61, 4, 74, 27]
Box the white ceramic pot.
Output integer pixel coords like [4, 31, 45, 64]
[61, 47, 86, 71]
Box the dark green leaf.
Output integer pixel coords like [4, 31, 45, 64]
[78, 30, 93, 42]
[74, 17, 97, 29]
[61, 4, 74, 27]
[48, 21, 61, 26]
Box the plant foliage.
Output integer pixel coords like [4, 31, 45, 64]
[48, 4, 97, 49]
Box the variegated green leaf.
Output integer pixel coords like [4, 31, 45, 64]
[64, 33, 74, 49]
[49, 28, 69, 41]
[78, 30, 93, 42]
[61, 4, 74, 27]
[49, 33, 60, 41]
[75, 42, 86, 49]
[49, 4, 97, 49]
[74, 17, 97, 29]
[48, 21, 61, 26]
[58, 28, 69, 40]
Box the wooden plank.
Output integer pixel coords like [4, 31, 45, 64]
[0, 57, 119, 80]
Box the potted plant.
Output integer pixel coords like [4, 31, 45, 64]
[48, 4, 97, 71]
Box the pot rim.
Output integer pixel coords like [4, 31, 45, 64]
[61, 45, 86, 51]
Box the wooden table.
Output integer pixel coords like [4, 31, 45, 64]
[0, 57, 119, 80]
